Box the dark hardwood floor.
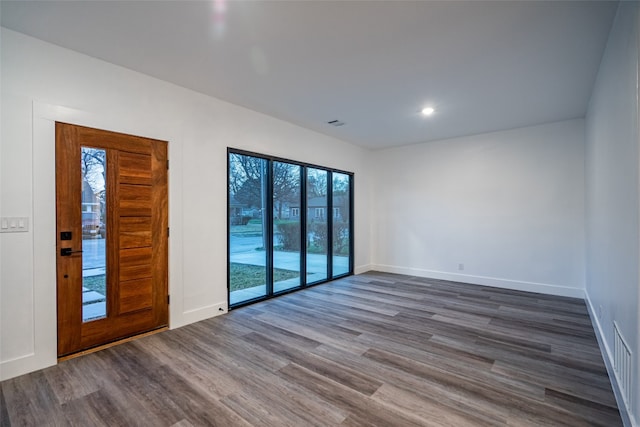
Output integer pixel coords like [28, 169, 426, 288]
[1, 272, 622, 426]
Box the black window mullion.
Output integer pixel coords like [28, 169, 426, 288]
[301, 166, 308, 287]
[226, 150, 232, 309]
[266, 159, 274, 296]
[327, 171, 333, 279]
[349, 175, 354, 274]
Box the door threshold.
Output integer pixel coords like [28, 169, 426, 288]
[58, 326, 169, 362]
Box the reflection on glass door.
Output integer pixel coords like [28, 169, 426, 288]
[273, 162, 301, 293]
[332, 172, 351, 277]
[228, 153, 269, 305]
[306, 168, 328, 284]
[81, 147, 107, 322]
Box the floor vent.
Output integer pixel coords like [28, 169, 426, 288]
[613, 322, 633, 407]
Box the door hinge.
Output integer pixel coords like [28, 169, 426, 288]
[167, 160, 169, 170]
[167, 227, 170, 237]
[167, 295, 170, 305]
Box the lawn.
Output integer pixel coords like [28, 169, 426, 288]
[83, 274, 106, 295]
[230, 262, 299, 291]
[230, 219, 264, 237]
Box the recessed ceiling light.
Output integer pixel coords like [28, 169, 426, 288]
[421, 107, 435, 116]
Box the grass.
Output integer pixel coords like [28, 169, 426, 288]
[83, 274, 106, 306]
[231, 219, 299, 237]
[230, 222, 264, 237]
[83, 274, 106, 295]
[230, 262, 299, 291]
[84, 265, 301, 296]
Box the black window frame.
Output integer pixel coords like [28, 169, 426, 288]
[227, 148, 354, 309]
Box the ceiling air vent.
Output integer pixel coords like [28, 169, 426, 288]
[327, 119, 345, 127]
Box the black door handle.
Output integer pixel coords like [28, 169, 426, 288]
[60, 248, 83, 256]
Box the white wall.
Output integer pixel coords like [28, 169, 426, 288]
[3, 14, 638, 427]
[585, 2, 640, 425]
[0, 28, 372, 380]
[371, 119, 586, 297]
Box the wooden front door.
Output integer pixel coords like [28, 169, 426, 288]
[55, 122, 168, 357]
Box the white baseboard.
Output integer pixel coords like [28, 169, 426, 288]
[0, 352, 56, 381]
[172, 301, 228, 329]
[354, 264, 373, 275]
[370, 264, 585, 298]
[584, 292, 638, 427]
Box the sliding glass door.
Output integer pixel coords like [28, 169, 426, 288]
[228, 149, 353, 307]
[273, 161, 301, 293]
[228, 153, 268, 305]
[306, 168, 328, 284]
[332, 172, 351, 277]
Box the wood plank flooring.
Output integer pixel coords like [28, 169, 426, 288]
[1, 272, 622, 426]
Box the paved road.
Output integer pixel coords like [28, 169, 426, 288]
[82, 237, 105, 275]
[230, 233, 348, 274]
[229, 234, 269, 254]
[82, 233, 349, 276]
[82, 235, 265, 271]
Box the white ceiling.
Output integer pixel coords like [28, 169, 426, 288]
[1, 1, 618, 150]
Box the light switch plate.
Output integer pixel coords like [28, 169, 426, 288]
[0, 217, 30, 233]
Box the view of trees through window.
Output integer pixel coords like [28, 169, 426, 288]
[306, 168, 328, 283]
[81, 147, 108, 322]
[332, 172, 351, 277]
[228, 150, 352, 306]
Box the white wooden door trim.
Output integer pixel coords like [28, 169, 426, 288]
[0, 101, 184, 380]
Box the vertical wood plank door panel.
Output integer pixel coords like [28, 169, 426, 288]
[55, 122, 168, 357]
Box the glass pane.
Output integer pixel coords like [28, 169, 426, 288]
[306, 168, 328, 283]
[332, 173, 351, 277]
[273, 162, 301, 293]
[229, 153, 268, 305]
[81, 147, 107, 322]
